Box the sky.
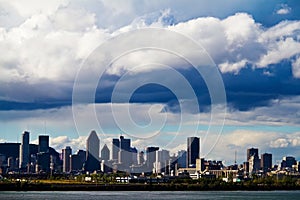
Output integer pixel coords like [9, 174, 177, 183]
[0, 0, 300, 165]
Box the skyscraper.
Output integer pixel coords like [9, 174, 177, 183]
[85, 130, 100, 172]
[146, 146, 159, 171]
[187, 137, 200, 167]
[101, 144, 110, 161]
[138, 151, 145, 165]
[247, 148, 260, 174]
[62, 146, 72, 173]
[71, 150, 86, 171]
[118, 136, 131, 166]
[281, 156, 296, 168]
[247, 147, 259, 161]
[19, 131, 30, 168]
[261, 153, 272, 173]
[112, 139, 119, 160]
[38, 135, 49, 153]
[177, 150, 187, 168]
[155, 149, 170, 174]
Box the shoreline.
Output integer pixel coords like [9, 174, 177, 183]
[1, 182, 300, 191]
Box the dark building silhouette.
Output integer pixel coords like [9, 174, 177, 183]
[62, 146, 72, 173]
[19, 131, 30, 168]
[177, 150, 187, 168]
[71, 150, 86, 171]
[247, 148, 259, 161]
[38, 135, 49, 153]
[187, 137, 200, 167]
[101, 144, 110, 161]
[85, 130, 100, 172]
[37, 152, 50, 173]
[281, 156, 296, 168]
[261, 153, 272, 173]
[0, 143, 20, 161]
[112, 139, 119, 160]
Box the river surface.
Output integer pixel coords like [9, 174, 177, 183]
[0, 190, 299, 200]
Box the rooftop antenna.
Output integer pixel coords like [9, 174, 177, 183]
[44, 121, 47, 135]
[234, 150, 237, 165]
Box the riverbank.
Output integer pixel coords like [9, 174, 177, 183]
[1, 182, 300, 191]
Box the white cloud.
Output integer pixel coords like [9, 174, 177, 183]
[257, 37, 300, 67]
[50, 135, 87, 153]
[292, 56, 300, 78]
[1, 5, 300, 96]
[276, 4, 291, 15]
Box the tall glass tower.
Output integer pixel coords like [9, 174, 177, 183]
[187, 137, 200, 167]
[19, 131, 30, 168]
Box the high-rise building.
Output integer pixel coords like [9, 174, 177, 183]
[118, 136, 131, 167]
[138, 151, 145, 165]
[85, 130, 100, 172]
[38, 135, 49, 153]
[177, 150, 187, 168]
[19, 131, 30, 168]
[155, 149, 170, 174]
[247, 147, 260, 174]
[249, 155, 260, 174]
[187, 137, 200, 167]
[281, 156, 296, 168]
[261, 153, 272, 173]
[71, 150, 86, 171]
[62, 146, 72, 173]
[112, 139, 119, 160]
[130, 147, 138, 165]
[101, 144, 110, 161]
[36, 152, 50, 173]
[247, 148, 259, 161]
[146, 146, 159, 171]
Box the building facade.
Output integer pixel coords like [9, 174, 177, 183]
[19, 131, 30, 168]
[187, 137, 200, 167]
[62, 146, 72, 173]
[85, 130, 100, 172]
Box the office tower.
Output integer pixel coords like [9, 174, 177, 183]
[146, 146, 159, 171]
[261, 153, 272, 173]
[281, 156, 296, 168]
[7, 157, 15, 170]
[247, 147, 259, 161]
[19, 131, 30, 168]
[71, 150, 86, 171]
[62, 146, 72, 173]
[101, 144, 110, 161]
[112, 139, 120, 160]
[177, 150, 187, 168]
[155, 149, 170, 174]
[187, 137, 200, 167]
[37, 152, 50, 173]
[247, 147, 260, 174]
[249, 155, 260, 174]
[138, 151, 145, 165]
[243, 161, 249, 173]
[118, 136, 131, 167]
[0, 154, 6, 167]
[38, 135, 49, 153]
[130, 147, 138, 165]
[85, 130, 100, 172]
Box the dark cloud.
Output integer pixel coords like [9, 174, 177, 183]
[1, 59, 300, 113]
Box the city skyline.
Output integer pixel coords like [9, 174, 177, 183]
[1, 0, 300, 166]
[0, 129, 297, 168]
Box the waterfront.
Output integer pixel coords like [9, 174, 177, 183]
[0, 191, 300, 200]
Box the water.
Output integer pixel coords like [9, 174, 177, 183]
[0, 191, 299, 200]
